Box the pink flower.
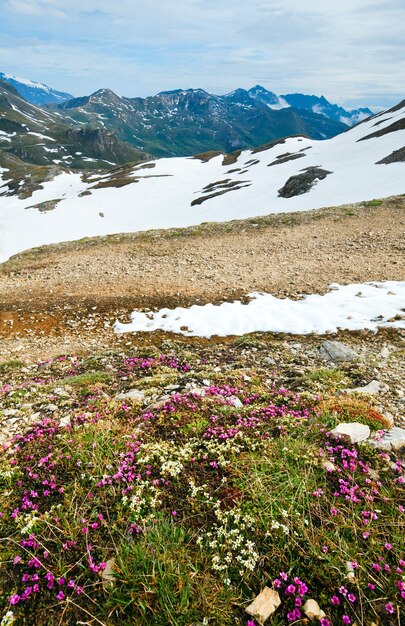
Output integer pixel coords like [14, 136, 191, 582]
[385, 603, 394, 614]
[8, 594, 20, 605]
[56, 591, 65, 601]
[331, 507, 338, 516]
[347, 594, 356, 603]
[384, 542, 392, 550]
[331, 595, 340, 605]
[342, 616, 351, 625]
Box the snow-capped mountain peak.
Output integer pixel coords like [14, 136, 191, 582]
[0, 71, 73, 105]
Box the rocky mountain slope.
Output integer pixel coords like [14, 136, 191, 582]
[0, 71, 73, 105]
[0, 81, 149, 170]
[51, 87, 348, 157]
[0, 98, 403, 261]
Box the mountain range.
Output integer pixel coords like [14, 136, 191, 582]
[0, 96, 403, 261]
[0, 70, 375, 158]
[50, 86, 350, 157]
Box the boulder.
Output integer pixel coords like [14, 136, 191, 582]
[330, 422, 370, 444]
[245, 587, 281, 624]
[320, 341, 359, 363]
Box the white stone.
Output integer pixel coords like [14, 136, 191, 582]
[246, 587, 281, 624]
[369, 427, 405, 451]
[330, 422, 370, 444]
[322, 460, 336, 472]
[303, 599, 326, 620]
[116, 389, 146, 403]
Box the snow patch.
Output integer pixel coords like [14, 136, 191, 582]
[114, 282, 405, 337]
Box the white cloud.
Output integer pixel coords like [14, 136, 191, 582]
[1, 0, 404, 107]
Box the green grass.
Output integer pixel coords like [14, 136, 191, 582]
[306, 367, 350, 391]
[57, 371, 112, 388]
[0, 359, 25, 372]
[363, 199, 383, 207]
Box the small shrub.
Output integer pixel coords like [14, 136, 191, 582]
[318, 396, 391, 430]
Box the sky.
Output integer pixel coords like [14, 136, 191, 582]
[0, 0, 404, 110]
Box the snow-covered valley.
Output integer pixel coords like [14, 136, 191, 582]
[0, 99, 404, 261]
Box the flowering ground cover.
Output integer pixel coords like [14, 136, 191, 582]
[0, 340, 404, 625]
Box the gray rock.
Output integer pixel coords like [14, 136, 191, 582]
[320, 341, 359, 363]
[345, 380, 382, 395]
[379, 346, 390, 359]
[116, 389, 146, 403]
[368, 427, 405, 451]
[330, 422, 370, 444]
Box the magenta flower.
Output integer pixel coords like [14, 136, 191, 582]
[331, 595, 340, 605]
[8, 594, 20, 605]
[342, 616, 351, 625]
[385, 603, 394, 614]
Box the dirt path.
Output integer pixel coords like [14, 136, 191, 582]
[0, 197, 404, 361]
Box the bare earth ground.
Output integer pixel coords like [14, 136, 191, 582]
[0, 196, 404, 362]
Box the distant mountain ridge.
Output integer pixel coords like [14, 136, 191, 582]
[247, 86, 373, 126]
[0, 72, 73, 105]
[51, 86, 348, 157]
[0, 69, 374, 125]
